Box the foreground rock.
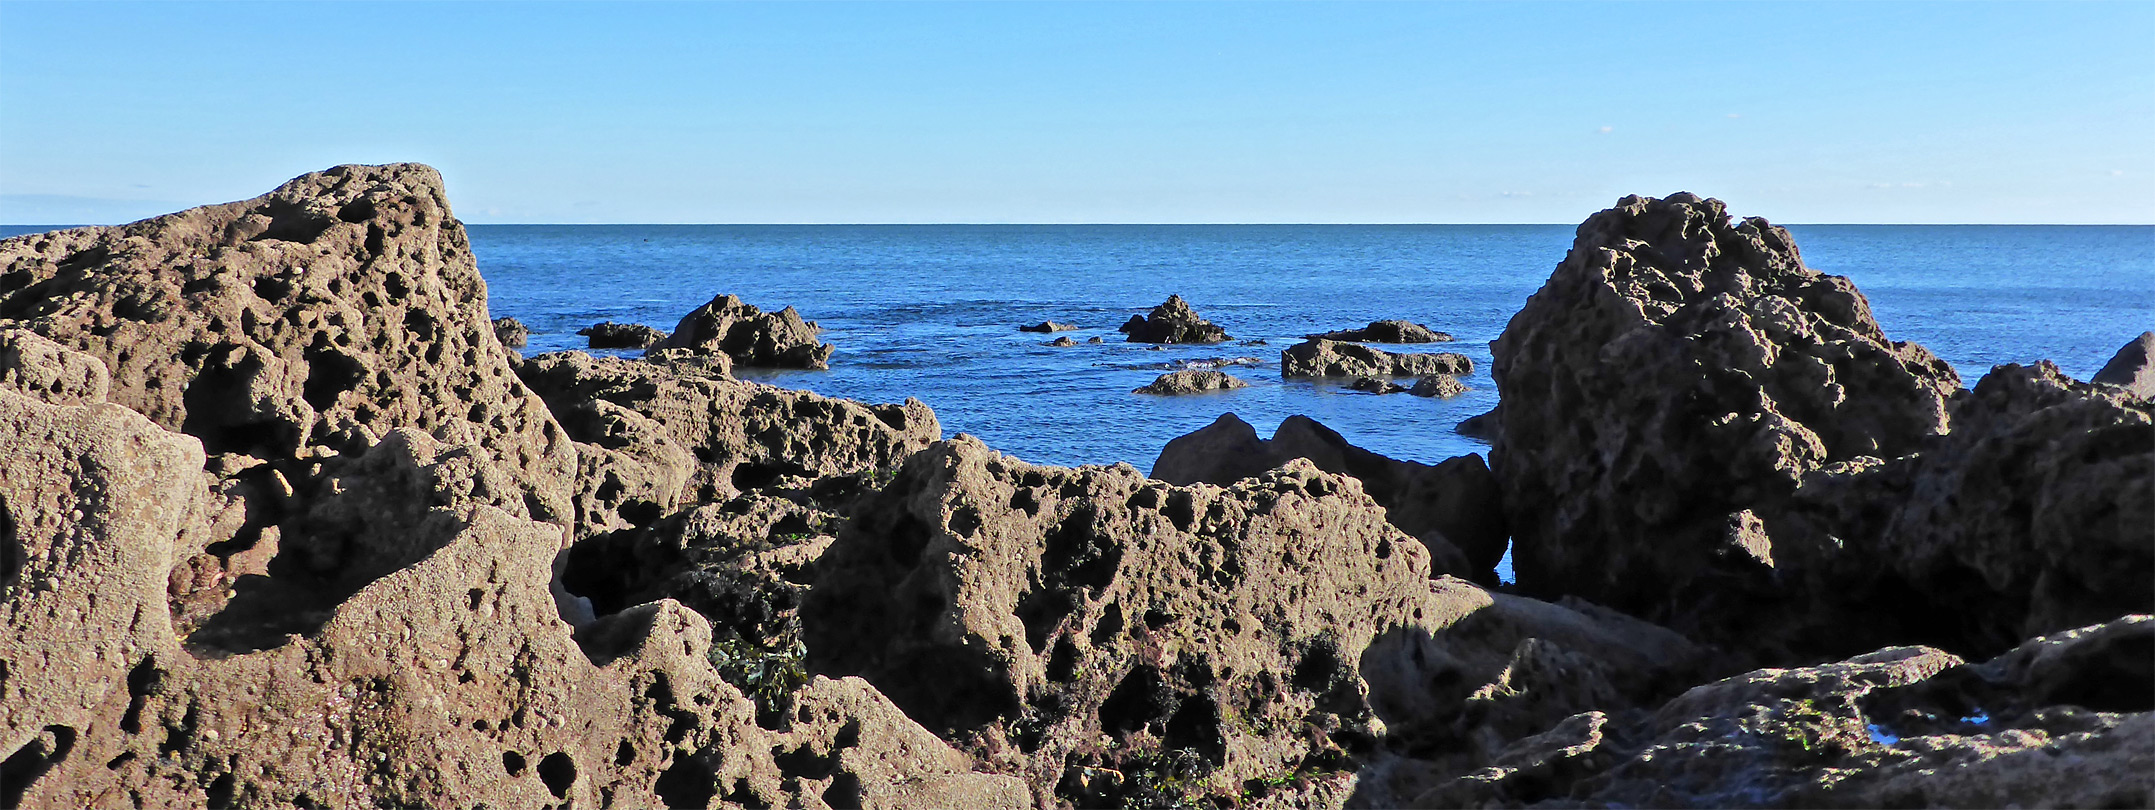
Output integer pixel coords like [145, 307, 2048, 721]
[2091, 330, 2155, 398]
[514, 351, 939, 536]
[1281, 339, 1471, 378]
[1152, 413, 1507, 583]
[578, 320, 665, 349]
[648, 293, 833, 369]
[1120, 294, 1231, 344]
[1488, 193, 1968, 657]
[1307, 319, 1453, 343]
[1134, 369, 1248, 395]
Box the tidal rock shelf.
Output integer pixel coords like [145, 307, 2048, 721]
[0, 166, 2146, 810]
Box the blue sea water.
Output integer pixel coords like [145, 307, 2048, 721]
[2, 223, 2148, 473]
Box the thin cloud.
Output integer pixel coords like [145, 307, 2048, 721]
[1597, 125, 1613, 134]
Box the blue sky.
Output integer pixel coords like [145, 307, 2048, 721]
[1, 2, 2148, 224]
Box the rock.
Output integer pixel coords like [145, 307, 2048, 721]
[1175, 356, 1262, 370]
[1119, 294, 1231, 344]
[1086, 336, 1103, 344]
[0, 328, 111, 405]
[1487, 193, 1961, 652]
[1774, 361, 2153, 657]
[1280, 339, 1471, 378]
[1151, 413, 1509, 583]
[1409, 374, 1469, 398]
[492, 316, 529, 349]
[515, 351, 939, 535]
[577, 320, 664, 349]
[1046, 336, 1076, 347]
[1306, 320, 1453, 343]
[1454, 406, 1499, 441]
[0, 164, 579, 524]
[2091, 330, 2155, 398]
[1019, 321, 1078, 333]
[0, 381, 1022, 808]
[1350, 377, 1406, 394]
[648, 294, 833, 369]
[1133, 369, 1249, 395]
[803, 437, 1460, 807]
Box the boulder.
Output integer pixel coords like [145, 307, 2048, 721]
[1454, 406, 1500, 440]
[515, 350, 939, 534]
[1119, 294, 1231, 344]
[0, 163, 578, 524]
[1409, 374, 1469, 398]
[1350, 377, 1406, 394]
[1306, 319, 1453, 343]
[1133, 369, 1249, 395]
[2091, 330, 2155, 398]
[1280, 339, 1471, 378]
[1046, 336, 1077, 347]
[1487, 193, 1960, 651]
[1086, 336, 1104, 344]
[1019, 321, 1078, 333]
[648, 294, 833, 369]
[577, 320, 664, 349]
[1151, 413, 1509, 583]
[492, 316, 529, 349]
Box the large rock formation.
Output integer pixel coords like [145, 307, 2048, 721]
[2091, 330, 2155, 398]
[1151, 413, 1508, 584]
[0, 163, 578, 523]
[1120, 294, 1231, 344]
[1487, 193, 1962, 651]
[514, 351, 938, 536]
[649, 294, 833, 369]
[1280, 339, 1471, 378]
[1132, 369, 1248, 395]
[1306, 319, 1453, 343]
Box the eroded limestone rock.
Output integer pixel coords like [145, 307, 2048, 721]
[649, 294, 833, 369]
[1133, 369, 1249, 395]
[1281, 339, 1471, 379]
[1120, 295, 1231, 344]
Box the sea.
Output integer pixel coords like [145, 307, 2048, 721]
[4, 223, 2149, 474]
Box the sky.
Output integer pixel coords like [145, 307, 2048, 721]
[0, 1, 2149, 225]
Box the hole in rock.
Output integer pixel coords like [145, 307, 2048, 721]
[1043, 507, 1121, 592]
[822, 772, 863, 810]
[723, 778, 770, 810]
[336, 198, 377, 223]
[502, 751, 527, 777]
[1, 724, 77, 808]
[1099, 666, 1175, 734]
[1017, 588, 1075, 654]
[0, 499, 19, 596]
[613, 740, 635, 767]
[247, 201, 334, 244]
[302, 342, 366, 412]
[1162, 695, 1226, 763]
[653, 755, 716, 809]
[206, 771, 236, 808]
[729, 462, 789, 493]
[537, 752, 576, 798]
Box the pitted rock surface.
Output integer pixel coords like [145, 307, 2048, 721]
[0, 163, 577, 523]
[1152, 413, 1509, 583]
[1120, 294, 1232, 344]
[1306, 320, 1453, 343]
[1408, 374, 1469, 399]
[1133, 369, 1249, 395]
[1280, 339, 1471, 378]
[649, 293, 833, 369]
[1487, 193, 1960, 645]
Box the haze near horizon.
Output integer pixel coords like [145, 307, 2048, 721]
[1, 1, 2148, 226]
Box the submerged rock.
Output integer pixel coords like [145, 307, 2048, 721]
[648, 293, 833, 369]
[492, 316, 529, 349]
[1280, 338, 1471, 378]
[1019, 320, 1078, 333]
[1119, 294, 1231, 344]
[1151, 413, 1508, 583]
[578, 320, 665, 349]
[1133, 369, 1248, 395]
[1409, 374, 1470, 398]
[1046, 335, 1077, 347]
[1306, 319, 1453, 343]
[1350, 376, 1406, 394]
[2091, 330, 2155, 398]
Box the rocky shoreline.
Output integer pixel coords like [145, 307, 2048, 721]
[0, 164, 2147, 809]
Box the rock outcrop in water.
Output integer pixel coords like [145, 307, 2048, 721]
[1019, 320, 1078, 333]
[578, 320, 665, 349]
[492, 316, 529, 349]
[1281, 338, 1471, 378]
[3, 170, 2147, 810]
[1306, 319, 1453, 343]
[1409, 374, 1470, 398]
[1151, 413, 1508, 583]
[2092, 330, 2155, 398]
[1120, 294, 1231, 344]
[648, 293, 833, 369]
[1133, 369, 1248, 395]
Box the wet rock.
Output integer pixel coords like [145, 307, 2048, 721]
[1151, 413, 1509, 583]
[1487, 193, 1960, 652]
[804, 437, 1450, 806]
[1306, 320, 1453, 343]
[1119, 294, 1231, 344]
[1281, 339, 1470, 379]
[1408, 374, 1469, 399]
[1020, 321, 1078, 333]
[0, 163, 578, 523]
[492, 316, 529, 349]
[1349, 377, 1406, 394]
[1454, 406, 1499, 441]
[2091, 330, 2155, 398]
[515, 351, 937, 533]
[578, 320, 664, 349]
[1046, 336, 1077, 347]
[649, 293, 833, 369]
[1174, 356, 1262, 370]
[1134, 369, 1249, 395]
